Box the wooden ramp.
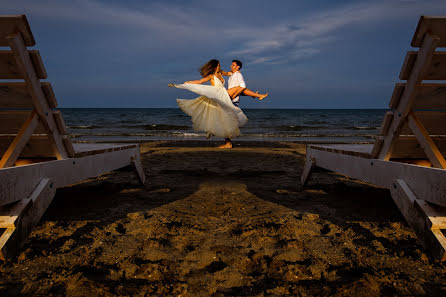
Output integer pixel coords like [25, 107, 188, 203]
[0, 15, 146, 260]
[301, 16, 446, 261]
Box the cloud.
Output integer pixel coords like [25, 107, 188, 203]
[226, 0, 446, 64]
[2, 0, 216, 42]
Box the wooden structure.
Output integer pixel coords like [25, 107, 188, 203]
[0, 15, 146, 260]
[301, 16, 446, 261]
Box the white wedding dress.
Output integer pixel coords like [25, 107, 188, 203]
[174, 75, 248, 138]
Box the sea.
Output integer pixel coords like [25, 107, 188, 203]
[62, 108, 386, 143]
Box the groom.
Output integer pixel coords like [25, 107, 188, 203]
[227, 59, 246, 107]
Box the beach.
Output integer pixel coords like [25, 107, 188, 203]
[0, 141, 445, 296]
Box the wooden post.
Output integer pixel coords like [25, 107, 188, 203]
[379, 32, 440, 160]
[6, 32, 68, 159]
[131, 150, 146, 185]
[301, 156, 315, 186]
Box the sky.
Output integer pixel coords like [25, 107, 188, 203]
[3, 0, 446, 108]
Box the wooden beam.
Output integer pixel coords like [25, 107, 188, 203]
[390, 179, 446, 261]
[0, 146, 141, 206]
[407, 111, 446, 169]
[306, 147, 446, 206]
[7, 33, 68, 159]
[0, 178, 56, 260]
[0, 50, 47, 79]
[0, 109, 39, 168]
[378, 32, 439, 160]
[300, 156, 315, 186]
[0, 82, 57, 109]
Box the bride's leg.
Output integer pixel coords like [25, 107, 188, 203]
[242, 88, 269, 100]
[227, 87, 245, 99]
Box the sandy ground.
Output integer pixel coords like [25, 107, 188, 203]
[0, 141, 445, 296]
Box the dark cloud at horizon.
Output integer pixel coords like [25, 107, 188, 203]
[2, 0, 446, 108]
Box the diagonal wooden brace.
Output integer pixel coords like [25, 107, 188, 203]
[0, 178, 56, 260]
[407, 111, 446, 169]
[390, 179, 446, 261]
[0, 109, 39, 168]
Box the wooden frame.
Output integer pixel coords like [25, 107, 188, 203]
[0, 15, 147, 260]
[301, 16, 446, 260]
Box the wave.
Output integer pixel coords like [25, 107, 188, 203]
[348, 126, 380, 130]
[274, 125, 329, 131]
[69, 124, 190, 131]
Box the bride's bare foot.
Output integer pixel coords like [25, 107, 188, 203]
[218, 142, 232, 149]
[168, 83, 176, 87]
[258, 92, 269, 100]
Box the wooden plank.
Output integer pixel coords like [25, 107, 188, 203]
[0, 178, 56, 260]
[131, 150, 146, 185]
[0, 135, 56, 158]
[62, 137, 76, 158]
[412, 16, 446, 47]
[0, 109, 39, 168]
[390, 179, 446, 261]
[392, 135, 446, 159]
[413, 84, 446, 110]
[0, 198, 31, 228]
[73, 143, 136, 157]
[389, 83, 405, 110]
[0, 110, 46, 134]
[0, 50, 47, 79]
[0, 228, 14, 261]
[415, 199, 446, 229]
[0, 146, 140, 205]
[0, 82, 57, 109]
[308, 144, 373, 158]
[379, 32, 439, 160]
[300, 156, 315, 186]
[306, 146, 446, 206]
[407, 112, 446, 169]
[400, 111, 446, 135]
[52, 110, 67, 135]
[392, 83, 446, 110]
[379, 111, 394, 136]
[7, 33, 67, 159]
[400, 51, 446, 81]
[371, 139, 383, 158]
[0, 15, 35, 46]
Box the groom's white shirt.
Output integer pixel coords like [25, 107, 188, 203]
[227, 71, 246, 104]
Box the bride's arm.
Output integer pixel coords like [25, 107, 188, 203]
[184, 75, 212, 84]
[219, 70, 232, 76]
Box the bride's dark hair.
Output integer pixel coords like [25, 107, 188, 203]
[199, 59, 220, 78]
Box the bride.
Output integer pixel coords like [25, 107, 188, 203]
[169, 59, 265, 148]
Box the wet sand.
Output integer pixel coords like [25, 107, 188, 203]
[0, 141, 445, 296]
